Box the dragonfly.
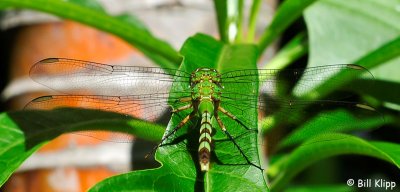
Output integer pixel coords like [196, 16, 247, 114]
[26, 58, 381, 172]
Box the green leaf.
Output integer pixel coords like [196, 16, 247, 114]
[258, 0, 316, 53]
[263, 32, 308, 71]
[285, 185, 355, 192]
[269, 133, 400, 191]
[66, 0, 105, 12]
[113, 13, 178, 69]
[0, 109, 164, 187]
[368, 60, 400, 84]
[115, 13, 150, 33]
[279, 109, 390, 148]
[0, 113, 45, 187]
[90, 34, 269, 191]
[0, 0, 180, 68]
[297, 35, 400, 101]
[348, 79, 400, 106]
[301, 0, 400, 99]
[306, 0, 400, 67]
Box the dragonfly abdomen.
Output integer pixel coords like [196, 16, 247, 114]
[190, 68, 221, 172]
[199, 111, 213, 172]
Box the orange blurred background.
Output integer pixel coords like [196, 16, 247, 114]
[2, 20, 139, 192]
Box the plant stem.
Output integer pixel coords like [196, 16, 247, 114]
[257, 0, 317, 55]
[247, 0, 262, 43]
[261, 32, 308, 81]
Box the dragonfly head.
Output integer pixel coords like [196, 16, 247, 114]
[190, 68, 221, 88]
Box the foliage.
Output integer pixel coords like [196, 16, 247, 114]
[0, 0, 399, 191]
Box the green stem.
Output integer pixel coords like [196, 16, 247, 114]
[234, 0, 244, 43]
[260, 32, 308, 82]
[213, 0, 244, 44]
[214, 0, 228, 42]
[257, 0, 317, 55]
[247, 0, 262, 43]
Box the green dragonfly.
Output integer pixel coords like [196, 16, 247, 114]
[26, 58, 380, 172]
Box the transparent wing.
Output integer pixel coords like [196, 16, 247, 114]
[24, 93, 191, 142]
[27, 58, 193, 142]
[219, 64, 383, 150]
[221, 64, 370, 98]
[30, 58, 191, 95]
[220, 64, 377, 121]
[25, 94, 177, 121]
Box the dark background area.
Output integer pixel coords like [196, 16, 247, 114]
[0, 27, 18, 111]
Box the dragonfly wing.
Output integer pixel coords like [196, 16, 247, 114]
[220, 64, 377, 120]
[25, 93, 190, 121]
[28, 58, 192, 143]
[264, 98, 385, 147]
[30, 58, 191, 95]
[220, 65, 383, 148]
[221, 64, 372, 99]
[24, 94, 186, 143]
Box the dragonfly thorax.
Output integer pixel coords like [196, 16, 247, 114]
[190, 68, 222, 105]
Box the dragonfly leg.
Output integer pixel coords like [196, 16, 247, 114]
[218, 106, 253, 131]
[215, 114, 263, 171]
[161, 111, 195, 143]
[172, 104, 192, 113]
[179, 97, 192, 102]
[146, 111, 196, 158]
[172, 97, 192, 104]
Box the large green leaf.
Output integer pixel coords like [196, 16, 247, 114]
[90, 34, 268, 191]
[305, 0, 400, 67]
[269, 133, 400, 191]
[295, 36, 400, 101]
[0, 0, 180, 68]
[302, 0, 400, 98]
[348, 79, 400, 106]
[0, 109, 164, 187]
